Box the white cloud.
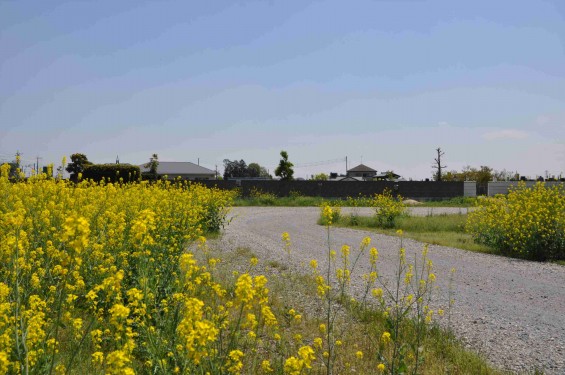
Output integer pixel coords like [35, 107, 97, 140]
[482, 129, 529, 141]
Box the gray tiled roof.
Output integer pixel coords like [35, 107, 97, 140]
[347, 164, 376, 172]
[139, 161, 215, 175]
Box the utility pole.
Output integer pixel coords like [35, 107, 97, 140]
[35, 155, 42, 174]
[198, 158, 200, 166]
[215, 165, 218, 180]
[345, 156, 348, 173]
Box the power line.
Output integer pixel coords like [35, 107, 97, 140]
[294, 157, 346, 168]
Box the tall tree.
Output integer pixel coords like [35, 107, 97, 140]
[247, 162, 261, 178]
[275, 150, 294, 180]
[248, 162, 270, 178]
[223, 159, 248, 179]
[432, 147, 447, 181]
[66, 153, 92, 181]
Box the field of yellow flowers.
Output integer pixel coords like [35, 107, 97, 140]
[466, 182, 565, 261]
[6, 167, 402, 375]
[1, 164, 504, 375]
[1, 165, 297, 374]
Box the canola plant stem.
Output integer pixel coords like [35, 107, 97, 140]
[392, 236, 404, 375]
[326, 224, 332, 375]
[65, 316, 95, 375]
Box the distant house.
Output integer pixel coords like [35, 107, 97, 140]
[346, 164, 377, 180]
[140, 161, 216, 180]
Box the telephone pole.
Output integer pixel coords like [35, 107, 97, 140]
[35, 156, 42, 173]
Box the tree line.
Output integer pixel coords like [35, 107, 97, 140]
[223, 150, 295, 180]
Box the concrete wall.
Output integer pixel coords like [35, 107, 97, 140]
[464, 181, 477, 197]
[234, 180, 464, 200]
[196, 180, 564, 199]
[488, 181, 565, 196]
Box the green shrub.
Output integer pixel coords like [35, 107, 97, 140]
[248, 186, 277, 205]
[466, 182, 565, 260]
[345, 195, 371, 226]
[82, 164, 140, 183]
[289, 190, 303, 198]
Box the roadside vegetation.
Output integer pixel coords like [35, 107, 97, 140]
[328, 213, 493, 254]
[207, 210, 501, 374]
[233, 189, 477, 208]
[234, 193, 329, 207]
[322, 183, 564, 262]
[467, 182, 565, 261]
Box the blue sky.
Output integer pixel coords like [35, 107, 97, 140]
[1, 0, 564, 179]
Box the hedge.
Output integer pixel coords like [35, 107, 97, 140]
[82, 164, 140, 183]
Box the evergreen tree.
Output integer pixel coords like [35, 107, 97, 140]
[274, 150, 294, 181]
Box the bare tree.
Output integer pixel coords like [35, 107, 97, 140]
[432, 147, 447, 181]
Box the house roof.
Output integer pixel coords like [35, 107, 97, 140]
[333, 176, 364, 181]
[139, 161, 215, 175]
[347, 164, 377, 173]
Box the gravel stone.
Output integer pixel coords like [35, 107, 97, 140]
[215, 207, 565, 374]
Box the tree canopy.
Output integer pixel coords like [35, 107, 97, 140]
[223, 159, 248, 179]
[223, 159, 270, 179]
[274, 151, 294, 181]
[311, 173, 328, 181]
[247, 163, 270, 178]
[66, 153, 92, 180]
[442, 166, 520, 183]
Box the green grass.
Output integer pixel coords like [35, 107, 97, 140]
[233, 195, 477, 208]
[233, 195, 329, 206]
[416, 196, 479, 207]
[332, 213, 494, 254]
[333, 213, 565, 265]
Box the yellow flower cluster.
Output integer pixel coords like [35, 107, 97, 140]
[284, 345, 315, 375]
[319, 202, 341, 226]
[370, 189, 406, 228]
[466, 182, 565, 260]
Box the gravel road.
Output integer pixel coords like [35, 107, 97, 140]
[216, 207, 565, 374]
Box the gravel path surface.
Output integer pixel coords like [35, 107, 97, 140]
[216, 207, 565, 374]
